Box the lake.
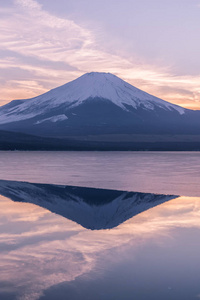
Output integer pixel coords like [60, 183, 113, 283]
[0, 151, 200, 300]
[1, 151, 200, 196]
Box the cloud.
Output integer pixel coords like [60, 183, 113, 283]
[15, 0, 42, 10]
[1, 0, 92, 60]
[0, 0, 200, 109]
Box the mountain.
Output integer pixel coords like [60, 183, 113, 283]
[1, 72, 200, 150]
[0, 180, 178, 230]
[0, 72, 200, 135]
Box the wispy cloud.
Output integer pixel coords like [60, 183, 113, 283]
[0, 0, 200, 109]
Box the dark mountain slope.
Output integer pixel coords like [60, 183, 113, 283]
[1, 72, 200, 149]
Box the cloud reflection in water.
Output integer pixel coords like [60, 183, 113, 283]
[0, 180, 199, 299]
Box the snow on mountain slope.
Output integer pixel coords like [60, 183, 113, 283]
[35, 114, 68, 124]
[0, 72, 185, 125]
[0, 180, 178, 230]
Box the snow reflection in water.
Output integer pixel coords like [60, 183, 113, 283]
[0, 181, 199, 300]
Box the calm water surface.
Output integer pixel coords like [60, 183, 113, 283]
[0, 151, 200, 300]
[0, 151, 200, 196]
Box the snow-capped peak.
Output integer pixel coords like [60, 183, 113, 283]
[0, 72, 185, 125]
[35, 71, 185, 113]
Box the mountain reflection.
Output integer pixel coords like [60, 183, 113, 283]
[0, 180, 178, 230]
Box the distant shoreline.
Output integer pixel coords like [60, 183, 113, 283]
[1, 129, 200, 151]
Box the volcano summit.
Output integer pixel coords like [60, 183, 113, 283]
[0, 72, 200, 150]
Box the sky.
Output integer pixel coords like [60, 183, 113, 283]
[0, 0, 200, 109]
